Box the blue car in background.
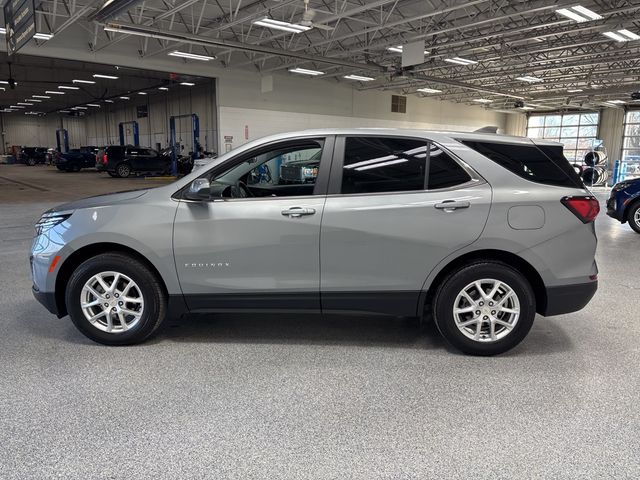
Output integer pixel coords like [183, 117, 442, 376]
[607, 177, 640, 233]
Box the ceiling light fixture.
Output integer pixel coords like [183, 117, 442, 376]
[520, 106, 536, 110]
[119, 96, 130, 100]
[45, 91, 65, 95]
[252, 17, 311, 34]
[556, 6, 602, 23]
[59, 110, 71, 113]
[516, 75, 543, 82]
[444, 57, 477, 65]
[86, 104, 101, 107]
[58, 85, 80, 90]
[33, 95, 50, 99]
[386, 45, 430, 55]
[417, 87, 443, 93]
[33, 33, 53, 40]
[10, 105, 25, 109]
[288, 67, 324, 76]
[104, 99, 114, 103]
[603, 29, 640, 42]
[158, 87, 169, 91]
[343, 74, 375, 81]
[180, 82, 195, 86]
[73, 79, 96, 84]
[137, 92, 147, 95]
[28, 99, 42, 102]
[17, 102, 33, 105]
[92, 74, 119, 79]
[73, 106, 88, 110]
[473, 98, 493, 103]
[168, 51, 215, 61]
[567, 89, 584, 93]
[607, 100, 625, 104]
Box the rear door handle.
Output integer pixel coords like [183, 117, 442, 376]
[434, 200, 471, 212]
[281, 207, 316, 218]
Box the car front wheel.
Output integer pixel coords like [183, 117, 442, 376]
[65, 253, 166, 345]
[433, 261, 536, 356]
[627, 202, 640, 234]
[115, 163, 131, 177]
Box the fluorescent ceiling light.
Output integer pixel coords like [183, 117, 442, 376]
[28, 99, 42, 102]
[617, 29, 640, 40]
[180, 82, 195, 86]
[73, 79, 96, 84]
[33, 95, 50, 99]
[58, 85, 80, 90]
[0, 80, 16, 85]
[387, 45, 429, 54]
[104, 99, 114, 103]
[0, 28, 5, 34]
[119, 96, 130, 99]
[603, 31, 627, 42]
[86, 104, 101, 107]
[556, 6, 602, 23]
[417, 87, 442, 93]
[0, 87, 5, 91]
[59, 110, 70, 113]
[344, 74, 375, 81]
[168, 51, 215, 61]
[567, 89, 584, 93]
[252, 17, 311, 33]
[93, 74, 119, 79]
[158, 87, 169, 91]
[516, 75, 543, 83]
[10, 105, 25, 109]
[473, 98, 493, 103]
[521, 106, 535, 110]
[45, 91, 65, 95]
[444, 57, 477, 65]
[138, 92, 147, 95]
[73, 106, 88, 110]
[17, 102, 33, 105]
[34, 33, 53, 40]
[288, 67, 324, 76]
[607, 100, 625, 104]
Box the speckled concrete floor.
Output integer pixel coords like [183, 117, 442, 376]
[0, 169, 638, 479]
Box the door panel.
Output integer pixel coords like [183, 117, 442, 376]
[173, 197, 325, 310]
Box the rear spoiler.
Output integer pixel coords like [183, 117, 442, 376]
[474, 126, 500, 134]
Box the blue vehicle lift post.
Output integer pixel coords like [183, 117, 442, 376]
[169, 113, 200, 176]
[118, 121, 140, 147]
[56, 129, 69, 153]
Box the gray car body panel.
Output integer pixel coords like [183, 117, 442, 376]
[30, 128, 597, 318]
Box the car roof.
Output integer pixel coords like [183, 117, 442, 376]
[255, 128, 562, 147]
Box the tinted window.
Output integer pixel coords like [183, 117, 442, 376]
[428, 145, 471, 189]
[461, 140, 582, 188]
[341, 137, 427, 194]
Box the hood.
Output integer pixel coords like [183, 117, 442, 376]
[48, 189, 150, 213]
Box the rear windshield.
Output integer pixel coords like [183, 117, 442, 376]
[460, 140, 583, 188]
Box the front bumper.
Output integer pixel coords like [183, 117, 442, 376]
[541, 281, 598, 316]
[32, 286, 61, 317]
[606, 193, 622, 221]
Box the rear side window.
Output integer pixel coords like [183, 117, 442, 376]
[341, 137, 427, 194]
[428, 145, 472, 189]
[460, 140, 583, 188]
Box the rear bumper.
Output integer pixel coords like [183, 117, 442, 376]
[32, 286, 61, 317]
[541, 281, 597, 316]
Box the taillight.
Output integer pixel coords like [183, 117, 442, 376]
[561, 196, 600, 223]
[102, 154, 108, 165]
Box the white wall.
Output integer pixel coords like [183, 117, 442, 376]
[1, 114, 86, 152]
[504, 112, 527, 137]
[599, 107, 625, 162]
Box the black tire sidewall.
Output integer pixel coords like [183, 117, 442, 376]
[627, 203, 640, 234]
[116, 163, 130, 177]
[65, 254, 165, 345]
[434, 262, 536, 356]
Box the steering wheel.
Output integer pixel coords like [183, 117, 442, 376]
[230, 180, 253, 198]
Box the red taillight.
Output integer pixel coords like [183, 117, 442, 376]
[102, 154, 108, 165]
[561, 196, 600, 223]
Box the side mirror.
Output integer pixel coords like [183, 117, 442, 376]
[184, 178, 211, 201]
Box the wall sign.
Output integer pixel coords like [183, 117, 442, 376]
[4, 0, 36, 55]
[136, 105, 148, 118]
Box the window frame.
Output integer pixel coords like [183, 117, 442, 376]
[175, 135, 336, 202]
[327, 135, 482, 197]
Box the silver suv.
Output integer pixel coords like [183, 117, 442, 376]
[31, 129, 599, 355]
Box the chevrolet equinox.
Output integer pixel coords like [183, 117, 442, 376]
[31, 129, 599, 355]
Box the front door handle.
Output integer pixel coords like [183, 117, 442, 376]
[434, 200, 471, 212]
[281, 207, 316, 218]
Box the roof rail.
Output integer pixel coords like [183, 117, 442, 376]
[474, 126, 499, 134]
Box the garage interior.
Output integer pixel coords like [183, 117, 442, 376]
[1, 0, 639, 478]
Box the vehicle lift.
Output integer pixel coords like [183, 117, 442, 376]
[169, 113, 200, 176]
[118, 121, 140, 147]
[56, 129, 69, 153]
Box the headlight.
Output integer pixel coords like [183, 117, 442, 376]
[35, 214, 71, 236]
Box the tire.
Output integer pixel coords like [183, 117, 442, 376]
[65, 252, 167, 345]
[115, 163, 131, 178]
[433, 261, 536, 356]
[626, 202, 640, 234]
[27, 158, 36, 166]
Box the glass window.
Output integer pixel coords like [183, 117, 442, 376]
[341, 137, 427, 194]
[427, 146, 471, 189]
[527, 112, 600, 163]
[622, 111, 640, 179]
[460, 141, 582, 188]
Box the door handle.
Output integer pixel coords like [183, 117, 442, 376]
[434, 200, 471, 212]
[281, 207, 316, 218]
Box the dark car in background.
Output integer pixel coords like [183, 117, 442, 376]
[54, 146, 99, 172]
[607, 177, 640, 233]
[18, 147, 49, 166]
[96, 145, 170, 177]
[278, 150, 321, 184]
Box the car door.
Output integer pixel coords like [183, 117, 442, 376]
[173, 136, 335, 312]
[320, 135, 492, 316]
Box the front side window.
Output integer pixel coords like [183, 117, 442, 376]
[210, 139, 324, 198]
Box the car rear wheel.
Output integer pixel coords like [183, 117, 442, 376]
[433, 261, 536, 356]
[65, 253, 166, 345]
[627, 202, 640, 234]
[115, 163, 131, 178]
[27, 158, 36, 166]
